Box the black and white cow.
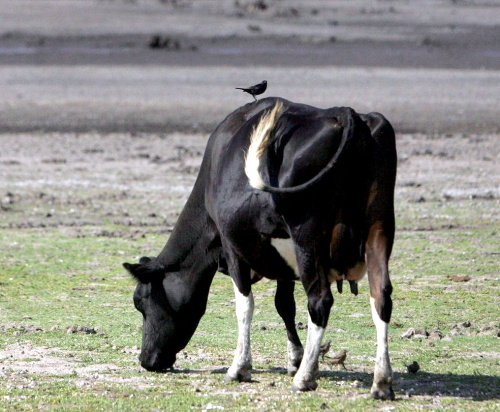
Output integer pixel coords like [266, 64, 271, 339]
[123, 97, 397, 400]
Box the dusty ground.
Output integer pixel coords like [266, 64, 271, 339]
[1, 130, 498, 234]
[0, 0, 499, 395]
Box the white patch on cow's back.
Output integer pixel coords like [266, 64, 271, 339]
[271, 238, 298, 276]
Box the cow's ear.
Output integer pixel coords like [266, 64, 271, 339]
[123, 259, 165, 283]
[123, 262, 143, 280]
[139, 256, 153, 264]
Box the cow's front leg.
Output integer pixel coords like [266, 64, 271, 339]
[225, 279, 254, 383]
[275, 279, 303, 376]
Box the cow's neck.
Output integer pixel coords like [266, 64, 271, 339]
[155, 175, 221, 275]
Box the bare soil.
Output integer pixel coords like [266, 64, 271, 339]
[1, 130, 498, 234]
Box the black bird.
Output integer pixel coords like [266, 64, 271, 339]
[235, 80, 267, 101]
[406, 361, 420, 374]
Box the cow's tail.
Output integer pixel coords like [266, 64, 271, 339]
[244, 100, 285, 190]
[244, 103, 354, 194]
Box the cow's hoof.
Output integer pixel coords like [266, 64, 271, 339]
[371, 385, 395, 401]
[287, 359, 302, 377]
[291, 380, 318, 392]
[224, 370, 251, 383]
[287, 343, 303, 377]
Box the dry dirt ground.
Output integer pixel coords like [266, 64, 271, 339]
[0, 0, 499, 397]
[1, 130, 498, 234]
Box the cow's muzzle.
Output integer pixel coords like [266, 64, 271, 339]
[140, 351, 176, 372]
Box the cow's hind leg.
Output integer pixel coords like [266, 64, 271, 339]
[291, 244, 333, 391]
[366, 225, 395, 400]
[291, 312, 328, 391]
[275, 279, 303, 376]
[225, 259, 254, 383]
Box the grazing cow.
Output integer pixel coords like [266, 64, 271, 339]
[123, 97, 397, 400]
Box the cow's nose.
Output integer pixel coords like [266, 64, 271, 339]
[140, 352, 175, 372]
[140, 351, 160, 371]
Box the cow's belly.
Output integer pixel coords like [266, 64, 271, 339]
[271, 238, 367, 283]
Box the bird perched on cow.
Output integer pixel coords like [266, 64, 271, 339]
[235, 80, 267, 101]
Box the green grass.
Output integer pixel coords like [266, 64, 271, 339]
[1, 205, 499, 411]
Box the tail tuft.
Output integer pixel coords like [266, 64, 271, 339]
[244, 101, 284, 190]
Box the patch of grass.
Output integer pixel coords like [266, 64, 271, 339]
[0, 221, 499, 411]
[396, 198, 499, 231]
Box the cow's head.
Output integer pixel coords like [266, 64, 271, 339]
[123, 256, 211, 372]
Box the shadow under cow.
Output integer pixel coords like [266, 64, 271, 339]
[154, 366, 500, 401]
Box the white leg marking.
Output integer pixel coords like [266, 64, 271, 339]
[370, 297, 394, 399]
[226, 280, 254, 382]
[370, 297, 389, 366]
[292, 315, 324, 391]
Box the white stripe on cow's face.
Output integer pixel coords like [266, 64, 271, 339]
[226, 280, 254, 382]
[292, 315, 324, 391]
